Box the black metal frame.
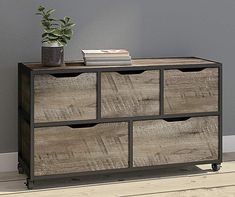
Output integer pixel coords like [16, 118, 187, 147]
[18, 64, 22, 166]
[18, 63, 31, 175]
[128, 120, 133, 168]
[218, 64, 223, 163]
[30, 71, 35, 182]
[18, 57, 223, 188]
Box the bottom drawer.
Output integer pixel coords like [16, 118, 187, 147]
[133, 116, 219, 167]
[34, 122, 128, 176]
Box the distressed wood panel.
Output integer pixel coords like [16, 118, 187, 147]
[164, 68, 218, 114]
[34, 73, 96, 123]
[101, 70, 160, 118]
[34, 122, 128, 176]
[24, 58, 215, 71]
[133, 116, 218, 167]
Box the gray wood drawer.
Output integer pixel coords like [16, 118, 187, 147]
[164, 68, 218, 114]
[133, 116, 218, 167]
[34, 73, 97, 123]
[34, 122, 128, 176]
[101, 70, 160, 118]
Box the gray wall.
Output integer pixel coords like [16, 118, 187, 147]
[0, 0, 234, 153]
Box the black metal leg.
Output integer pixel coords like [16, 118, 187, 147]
[26, 178, 34, 190]
[18, 162, 24, 174]
[211, 163, 221, 171]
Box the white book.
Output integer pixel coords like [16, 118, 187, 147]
[85, 60, 132, 66]
[82, 49, 130, 57]
[84, 56, 131, 61]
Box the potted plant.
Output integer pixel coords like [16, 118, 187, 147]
[36, 5, 75, 66]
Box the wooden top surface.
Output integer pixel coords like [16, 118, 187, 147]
[22, 57, 218, 72]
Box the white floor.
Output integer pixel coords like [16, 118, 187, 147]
[0, 161, 235, 196]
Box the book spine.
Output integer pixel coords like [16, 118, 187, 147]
[83, 53, 130, 57]
[84, 56, 131, 61]
[85, 60, 132, 66]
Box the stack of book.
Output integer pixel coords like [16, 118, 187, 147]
[82, 49, 132, 66]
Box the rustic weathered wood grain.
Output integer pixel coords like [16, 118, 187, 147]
[24, 58, 215, 71]
[34, 122, 128, 176]
[164, 68, 218, 114]
[20, 118, 30, 166]
[101, 70, 160, 118]
[133, 116, 218, 167]
[34, 73, 96, 123]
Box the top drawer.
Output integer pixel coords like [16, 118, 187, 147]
[164, 67, 218, 114]
[101, 70, 160, 118]
[34, 73, 96, 123]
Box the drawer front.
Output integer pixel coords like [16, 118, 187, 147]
[133, 116, 218, 167]
[101, 70, 160, 118]
[34, 73, 96, 123]
[34, 122, 128, 176]
[164, 68, 218, 114]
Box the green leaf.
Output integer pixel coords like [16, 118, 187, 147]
[46, 18, 56, 22]
[44, 28, 54, 33]
[64, 16, 70, 23]
[41, 21, 51, 28]
[61, 35, 69, 40]
[63, 29, 72, 34]
[63, 22, 76, 29]
[52, 29, 63, 36]
[46, 9, 55, 15]
[63, 29, 73, 39]
[59, 19, 66, 25]
[42, 32, 48, 38]
[51, 23, 60, 26]
[64, 35, 71, 40]
[38, 5, 45, 12]
[44, 14, 51, 19]
[48, 33, 59, 38]
[59, 36, 67, 44]
[48, 36, 59, 42]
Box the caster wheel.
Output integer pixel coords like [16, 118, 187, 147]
[26, 178, 34, 190]
[212, 163, 221, 171]
[17, 163, 24, 174]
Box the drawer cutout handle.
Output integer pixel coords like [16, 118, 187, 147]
[68, 123, 98, 129]
[178, 68, 205, 72]
[163, 117, 190, 122]
[117, 70, 146, 75]
[50, 73, 82, 78]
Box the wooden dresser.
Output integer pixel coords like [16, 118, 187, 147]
[18, 57, 222, 189]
